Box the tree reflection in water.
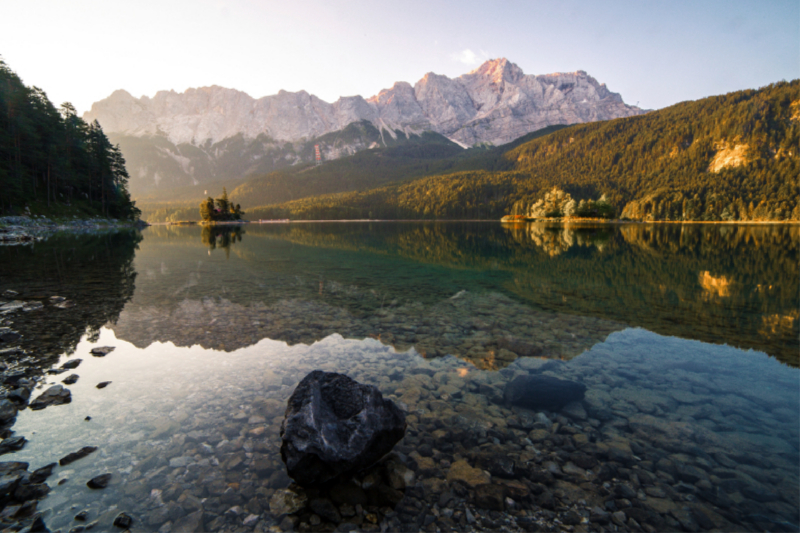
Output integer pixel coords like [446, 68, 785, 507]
[201, 225, 244, 258]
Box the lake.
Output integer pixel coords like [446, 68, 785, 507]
[0, 222, 797, 532]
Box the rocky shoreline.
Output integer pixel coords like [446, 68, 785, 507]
[0, 216, 147, 245]
[0, 278, 136, 532]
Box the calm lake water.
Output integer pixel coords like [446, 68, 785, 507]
[0, 222, 797, 532]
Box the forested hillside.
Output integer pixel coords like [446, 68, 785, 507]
[229, 124, 571, 207]
[228, 126, 463, 207]
[248, 81, 799, 222]
[0, 59, 139, 219]
[137, 124, 569, 222]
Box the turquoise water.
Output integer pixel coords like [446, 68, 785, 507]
[0, 222, 797, 532]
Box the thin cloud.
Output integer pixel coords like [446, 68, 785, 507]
[451, 49, 489, 65]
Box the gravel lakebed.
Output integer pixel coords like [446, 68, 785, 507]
[0, 302, 797, 532]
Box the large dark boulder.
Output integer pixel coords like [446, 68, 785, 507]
[503, 374, 586, 411]
[280, 370, 406, 486]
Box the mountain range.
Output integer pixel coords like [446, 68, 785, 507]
[83, 59, 645, 195]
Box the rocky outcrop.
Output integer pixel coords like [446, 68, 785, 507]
[86, 58, 642, 148]
[280, 371, 406, 486]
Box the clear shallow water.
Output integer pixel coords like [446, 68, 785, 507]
[0, 222, 798, 532]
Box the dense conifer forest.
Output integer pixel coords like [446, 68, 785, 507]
[0, 59, 139, 219]
[245, 81, 799, 222]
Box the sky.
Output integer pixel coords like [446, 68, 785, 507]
[1, 0, 797, 115]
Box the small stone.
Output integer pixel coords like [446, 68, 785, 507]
[90, 346, 115, 357]
[75, 511, 88, 521]
[269, 489, 307, 516]
[447, 460, 491, 487]
[612, 511, 626, 526]
[87, 473, 112, 489]
[528, 429, 550, 442]
[572, 433, 590, 446]
[113, 512, 133, 529]
[243, 514, 260, 527]
[386, 460, 415, 489]
[0, 436, 26, 454]
[171, 510, 203, 532]
[169, 456, 192, 468]
[5, 386, 29, 405]
[472, 484, 505, 511]
[465, 507, 476, 524]
[63, 374, 79, 385]
[59, 446, 98, 466]
[562, 401, 588, 420]
[562, 462, 586, 477]
[96, 381, 112, 389]
[29, 385, 71, 410]
[0, 329, 21, 344]
[614, 484, 637, 500]
[740, 484, 779, 502]
[0, 399, 17, 424]
[30, 463, 56, 483]
[61, 359, 82, 370]
[0, 472, 23, 495]
[562, 510, 583, 525]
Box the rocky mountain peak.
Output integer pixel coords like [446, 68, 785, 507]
[84, 59, 646, 190]
[108, 89, 135, 100]
[466, 57, 523, 84]
[86, 58, 643, 147]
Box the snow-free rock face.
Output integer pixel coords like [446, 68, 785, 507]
[280, 370, 406, 487]
[84, 59, 645, 192]
[85, 58, 643, 147]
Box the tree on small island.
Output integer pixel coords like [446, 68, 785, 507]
[199, 188, 244, 223]
[522, 187, 616, 219]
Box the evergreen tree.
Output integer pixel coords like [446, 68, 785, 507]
[0, 57, 139, 218]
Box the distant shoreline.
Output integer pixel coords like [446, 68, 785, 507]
[150, 218, 800, 225]
[500, 219, 800, 225]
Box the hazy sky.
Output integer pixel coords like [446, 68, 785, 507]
[1, 0, 797, 114]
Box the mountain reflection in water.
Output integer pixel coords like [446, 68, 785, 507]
[103, 222, 798, 368]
